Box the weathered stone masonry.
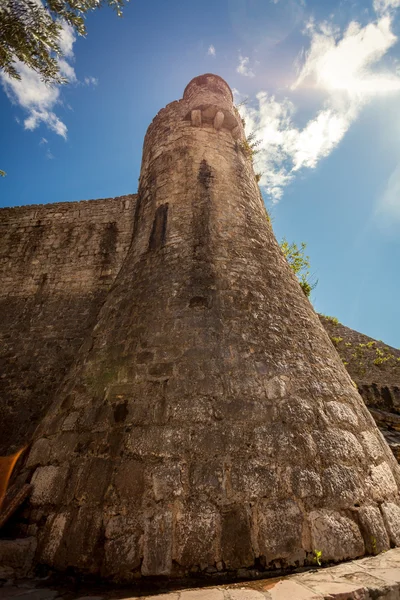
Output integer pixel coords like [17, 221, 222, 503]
[320, 315, 400, 462]
[0, 196, 136, 455]
[1, 74, 400, 581]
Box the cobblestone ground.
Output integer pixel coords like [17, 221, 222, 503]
[1, 549, 400, 600]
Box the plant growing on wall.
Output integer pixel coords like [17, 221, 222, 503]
[280, 238, 318, 298]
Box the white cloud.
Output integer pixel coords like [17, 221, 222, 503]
[57, 21, 76, 58]
[241, 9, 400, 202]
[207, 45, 216, 57]
[39, 137, 48, 145]
[59, 59, 77, 83]
[237, 54, 255, 78]
[46, 148, 55, 160]
[294, 17, 400, 95]
[0, 20, 77, 139]
[84, 76, 99, 86]
[374, 0, 400, 15]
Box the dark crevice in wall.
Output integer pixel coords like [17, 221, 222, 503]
[148, 203, 169, 251]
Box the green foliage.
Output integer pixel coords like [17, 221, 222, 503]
[373, 347, 394, 366]
[236, 131, 261, 162]
[0, 170, 6, 177]
[349, 341, 397, 369]
[234, 97, 249, 113]
[321, 314, 339, 325]
[233, 100, 262, 164]
[331, 336, 343, 346]
[313, 549, 322, 566]
[280, 238, 318, 298]
[255, 172, 262, 183]
[0, 0, 128, 84]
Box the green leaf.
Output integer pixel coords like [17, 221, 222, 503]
[0, 0, 129, 84]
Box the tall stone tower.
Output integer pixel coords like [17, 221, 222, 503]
[24, 74, 400, 580]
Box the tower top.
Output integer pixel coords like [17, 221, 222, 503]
[183, 73, 233, 102]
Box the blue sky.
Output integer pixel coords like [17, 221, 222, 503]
[1, 0, 400, 347]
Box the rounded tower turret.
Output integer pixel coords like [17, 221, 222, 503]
[24, 74, 400, 579]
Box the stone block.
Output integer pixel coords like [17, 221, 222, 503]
[150, 460, 184, 502]
[103, 531, 142, 578]
[231, 126, 241, 139]
[142, 510, 173, 576]
[309, 510, 365, 562]
[39, 511, 69, 564]
[291, 578, 367, 598]
[26, 437, 51, 467]
[381, 502, 400, 545]
[0, 537, 37, 579]
[231, 461, 279, 500]
[360, 431, 385, 462]
[48, 506, 103, 571]
[257, 500, 304, 566]
[75, 457, 113, 505]
[30, 464, 69, 506]
[213, 111, 225, 130]
[265, 579, 322, 599]
[112, 459, 145, 507]
[313, 430, 365, 466]
[322, 464, 365, 508]
[291, 467, 323, 499]
[189, 461, 224, 497]
[221, 505, 253, 569]
[191, 110, 202, 127]
[174, 501, 220, 567]
[366, 463, 398, 502]
[357, 504, 390, 554]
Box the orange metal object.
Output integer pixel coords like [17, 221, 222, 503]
[0, 447, 26, 512]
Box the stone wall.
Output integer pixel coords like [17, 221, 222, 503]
[0, 195, 136, 455]
[319, 315, 400, 462]
[1, 198, 399, 467]
[14, 74, 400, 580]
[0, 74, 399, 583]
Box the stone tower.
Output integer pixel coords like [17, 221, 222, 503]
[24, 74, 400, 580]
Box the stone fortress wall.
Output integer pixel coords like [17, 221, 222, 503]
[319, 316, 400, 462]
[1, 200, 398, 466]
[0, 195, 136, 455]
[0, 74, 399, 581]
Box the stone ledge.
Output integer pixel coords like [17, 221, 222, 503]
[1, 548, 400, 599]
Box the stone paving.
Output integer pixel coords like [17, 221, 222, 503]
[1, 549, 400, 600]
